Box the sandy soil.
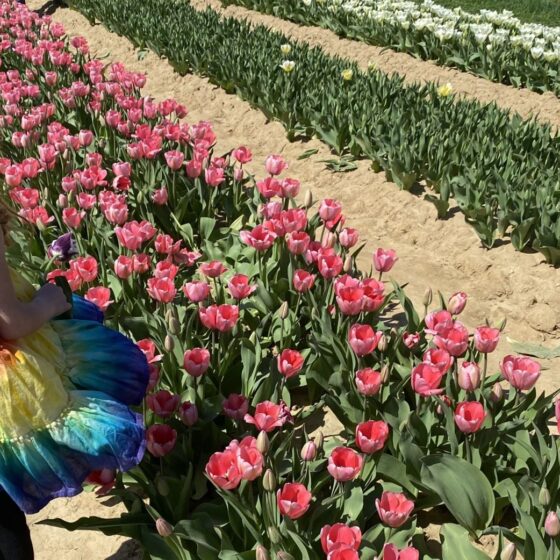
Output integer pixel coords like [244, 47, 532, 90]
[193, 0, 560, 130]
[22, 0, 560, 557]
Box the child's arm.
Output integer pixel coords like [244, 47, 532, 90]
[0, 228, 71, 340]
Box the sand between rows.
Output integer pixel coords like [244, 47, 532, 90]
[191, 0, 560, 130]
[21, 1, 560, 557]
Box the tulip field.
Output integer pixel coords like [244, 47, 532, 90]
[3, 0, 560, 559]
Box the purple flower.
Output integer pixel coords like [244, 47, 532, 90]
[48, 233, 78, 261]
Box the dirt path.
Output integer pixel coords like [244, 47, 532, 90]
[192, 0, 560, 130]
[24, 1, 560, 557]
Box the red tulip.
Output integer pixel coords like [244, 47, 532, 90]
[222, 393, 249, 421]
[146, 424, 177, 457]
[293, 269, 316, 293]
[320, 523, 362, 554]
[382, 543, 420, 560]
[355, 420, 389, 454]
[182, 281, 211, 303]
[146, 390, 180, 418]
[199, 304, 239, 332]
[244, 401, 291, 432]
[355, 368, 382, 396]
[179, 401, 198, 427]
[411, 362, 445, 396]
[348, 324, 382, 357]
[328, 447, 363, 482]
[199, 260, 227, 278]
[277, 349, 304, 378]
[376, 491, 414, 528]
[206, 450, 242, 490]
[474, 326, 500, 354]
[500, 355, 541, 391]
[454, 401, 486, 434]
[265, 154, 287, 176]
[85, 469, 116, 495]
[373, 248, 398, 273]
[228, 274, 256, 300]
[147, 277, 176, 303]
[183, 348, 211, 377]
[277, 483, 311, 519]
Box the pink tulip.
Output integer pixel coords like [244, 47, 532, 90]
[454, 401, 486, 434]
[355, 368, 382, 396]
[179, 401, 198, 427]
[277, 483, 311, 519]
[423, 348, 453, 374]
[182, 281, 211, 303]
[206, 450, 242, 490]
[373, 248, 398, 273]
[355, 420, 389, 454]
[84, 287, 112, 312]
[265, 154, 288, 176]
[319, 199, 342, 222]
[146, 390, 180, 418]
[448, 291, 467, 315]
[183, 348, 211, 377]
[152, 186, 169, 205]
[199, 260, 227, 278]
[382, 543, 420, 560]
[545, 512, 560, 537]
[328, 447, 363, 482]
[458, 362, 481, 391]
[232, 146, 252, 164]
[376, 491, 414, 528]
[228, 274, 256, 300]
[277, 349, 304, 378]
[320, 524, 362, 555]
[434, 321, 469, 357]
[500, 355, 541, 391]
[146, 424, 177, 457]
[222, 393, 249, 421]
[348, 324, 382, 357]
[339, 227, 359, 249]
[474, 326, 500, 354]
[293, 269, 316, 293]
[411, 362, 445, 396]
[199, 305, 239, 332]
[147, 277, 176, 303]
[424, 310, 453, 336]
[244, 401, 291, 433]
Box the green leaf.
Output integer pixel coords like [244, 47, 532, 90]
[441, 524, 491, 560]
[420, 454, 495, 533]
[297, 148, 319, 160]
[507, 338, 560, 359]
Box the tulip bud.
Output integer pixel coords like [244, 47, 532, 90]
[380, 364, 390, 383]
[343, 254, 352, 273]
[276, 552, 295, 560]
[489, 382, 503, 403]
[278, 301, 289, 320]
[164, 335, 174, 352]
[377, 334, 388, 353]
[98, 138, 106, 149]
[137, 190, 144, 204]
[458, 362, 480, 391]
[315, 431, 324, 451]
[304, 190, 313, 209]
[539, 487, 551, 507]
[155, 517, 174, 538]
[323, 231, 335, 249]
[256, 545, 269, 560]
[267, 526, 281, 544]
[36, 219, 46, 232]
[168, 317, 180, 335]
[500, 543, 516, 560]
[263, 469, 276, 492]
[301, 440, 317, 461]
[165, 308, 173, 322]
[57, 194, 68, 208]
[448, 291, 467, 315]
[156, 476, 170, 497]
[545, 512, 560, 537]
[423, 287, 433, 308]
[130, 497, 143, 514]
[257, 430, 270, 454]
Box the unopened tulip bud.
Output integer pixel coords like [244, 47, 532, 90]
[276, 552, 295, 560]
[256, 545, 269, 560]
[490, 382, 503, 403]
[545, 512, 560, 537]
[500, 543, 516, 560]
[315, 431, 324, 451]
[165, 308, 173, 322]
[278, 301, 289, 320]
[263, 469, 276, 492]
[380, 364, 390, 383]
[156, 476, 170, 496]
[423, 287, 433, 308]
[155, 518, 174, 538]
[36, 220, 46, 232]
[267, 526, 281, 544]
[98, 138, 106, 149]
[57, 194, 68, 208]
[169, 317, 180, 335]
[539, 487, 551, 507]
[304, 190, 313, 209]
[377, 334, 388, 353]
[458, 362, 480, 391]
[343, 254, 352, 273]
[301, 440, 317, 461]
[164, 335, 174, 352]
[257, 430, 270, 454]
[323, 232, 335, 248]
[136, 190, 144, 204]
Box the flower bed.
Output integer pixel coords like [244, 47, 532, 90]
[64, 0, 560, 264]
[222, 0, 560, 97]
[1, 1, 560, 559]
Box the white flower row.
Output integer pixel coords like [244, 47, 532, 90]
[302, 0, 560, 61]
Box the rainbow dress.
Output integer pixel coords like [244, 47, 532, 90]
[0, 270, 149, 514]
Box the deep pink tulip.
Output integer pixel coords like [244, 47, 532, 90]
[376, 491, 414, 528]
[454, 401, 486, 434]
[183, 348, 211, 377]
[328, 447, 363, 482]
[146, 424, 177, 457]
[277, 483, 311, 519]
[355, 420, 389, 454]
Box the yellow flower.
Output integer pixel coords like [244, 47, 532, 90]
[341, 68, 353, 81]
[280, 60, 296, 73]
[280, 44, 292, 55]
[437, 82, 453, 97]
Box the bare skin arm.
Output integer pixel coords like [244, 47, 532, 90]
[0, 228, 71, 340]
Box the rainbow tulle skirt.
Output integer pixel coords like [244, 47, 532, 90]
[0, 284, 148, 514]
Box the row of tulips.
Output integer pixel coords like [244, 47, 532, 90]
[63, 0, 560, 264]
[1, 2, 559, 559]
[222, 0, 560, 96]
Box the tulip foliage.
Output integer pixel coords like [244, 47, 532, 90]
[64, 0, 560, 265]
[2, 2, 560, 560]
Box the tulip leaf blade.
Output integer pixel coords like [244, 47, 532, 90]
[420, 454, 495, 533]
[440, 524, 491, 560]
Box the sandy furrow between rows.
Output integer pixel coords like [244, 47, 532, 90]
[20, 1, 560, 558]
[191, 0, 560, 130]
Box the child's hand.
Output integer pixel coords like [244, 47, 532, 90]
[33, 283, 72, 320]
